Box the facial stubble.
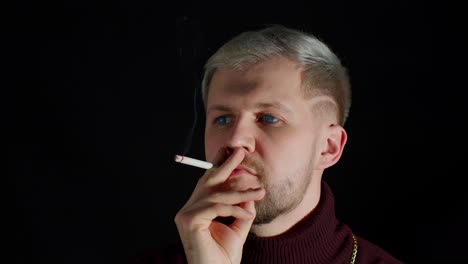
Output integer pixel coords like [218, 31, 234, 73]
[251, 159, 314, 225]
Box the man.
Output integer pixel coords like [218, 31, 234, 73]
[134, 24, 403, 263]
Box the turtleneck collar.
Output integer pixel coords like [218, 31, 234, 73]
[242, 181, 355, 264]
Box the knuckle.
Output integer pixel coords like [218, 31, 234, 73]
[212, 203, 225, 214]
[174, 208, 195, 226]
[207, 191, 221, 202]
[174, 210, 187, 224]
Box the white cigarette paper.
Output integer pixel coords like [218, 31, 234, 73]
[174, 155, 214, 169]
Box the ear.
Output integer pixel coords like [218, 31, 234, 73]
[317, 124, 347, 169]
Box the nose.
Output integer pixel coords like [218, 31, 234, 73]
[225, 118, 255, 153]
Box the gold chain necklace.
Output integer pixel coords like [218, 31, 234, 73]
[350, 234, 358, 264]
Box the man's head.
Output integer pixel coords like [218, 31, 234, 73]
[202, 24, 351, 126]
[201, 25, 350, 227]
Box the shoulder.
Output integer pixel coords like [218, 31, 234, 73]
[355, 236, 404, 264]
[129, 243, 187, 264]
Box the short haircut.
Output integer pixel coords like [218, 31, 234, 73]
[201, 25, 351, 126]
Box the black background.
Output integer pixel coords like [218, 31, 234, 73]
[11, 1, 467, 263]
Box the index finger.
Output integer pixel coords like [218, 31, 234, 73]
[206, 148, 245, 186]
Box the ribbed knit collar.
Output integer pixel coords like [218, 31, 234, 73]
[241, 181, 354, 264]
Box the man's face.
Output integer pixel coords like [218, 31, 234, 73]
[204, 57, 329, 224]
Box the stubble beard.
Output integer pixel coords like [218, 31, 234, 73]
[252, 161, 313, 225]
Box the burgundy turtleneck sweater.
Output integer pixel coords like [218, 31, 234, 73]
[131, 181, 403, 264]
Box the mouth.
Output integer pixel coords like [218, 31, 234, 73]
[230, 165, 256, 177]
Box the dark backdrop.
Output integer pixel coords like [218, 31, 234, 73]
[11, 1, 467, 263]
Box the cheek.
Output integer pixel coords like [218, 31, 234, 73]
[264, 129, 318, 167]
[270, 127, 315, 150]
[204, 130, 224, 161]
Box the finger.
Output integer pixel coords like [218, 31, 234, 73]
[210, 147, 229, 167]
[230, 201, 257, 241]
[195, 147, 228, 186]
[207, 188, 265, 205]
[206, 148, 245, 185]
[197, 147, 228, 188]
[175, 202, 254, 233]
[243, 200, 256, 216]
[188, 203, 254, 226]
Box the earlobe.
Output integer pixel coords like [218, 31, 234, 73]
[319, 124, 347, 169]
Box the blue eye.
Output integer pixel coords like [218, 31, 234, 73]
[214, 116, 232, 126]
[260, 114, 279, 124]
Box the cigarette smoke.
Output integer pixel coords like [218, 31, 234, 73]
[182, 84, 199, 156]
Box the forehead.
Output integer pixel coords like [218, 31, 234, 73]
[207, 57, 305, 107]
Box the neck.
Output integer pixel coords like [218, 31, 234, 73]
[250, 173, 322, 237]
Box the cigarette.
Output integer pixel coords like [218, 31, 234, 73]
[174, 154, 214, 170]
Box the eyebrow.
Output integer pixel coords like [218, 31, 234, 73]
[207, 102, 294, 115]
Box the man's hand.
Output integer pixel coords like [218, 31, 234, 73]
[174, 148, 265, 264]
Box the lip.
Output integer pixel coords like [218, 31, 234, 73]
[230, 165, 256, 177]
